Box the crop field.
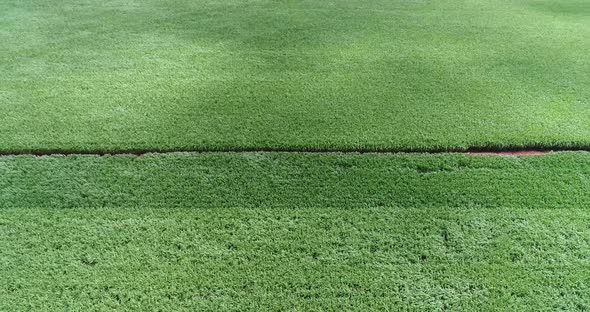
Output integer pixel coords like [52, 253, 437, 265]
[1, 0, 589, 310]
[1, 0, 589, 152]
[2, 152, 590, 310]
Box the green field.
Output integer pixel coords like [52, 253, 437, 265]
[2, 152, 590, 209]
[3, 207, 590, 310]
[2, 0, 590, 310]
[1, 152, 590, 310]
[1, 0, 589, 152]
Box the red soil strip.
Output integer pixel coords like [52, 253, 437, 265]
[466, 150, 546, 156]
[0, 147, 570, 157]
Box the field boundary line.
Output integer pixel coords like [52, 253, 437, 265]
[0, 145, 589, 157]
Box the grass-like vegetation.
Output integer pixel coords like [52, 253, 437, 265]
[3, 207, 589, 310]
[2, 0, 589, 309]
[2, 152, 590, 209]
[1, 152, 590, 310]
[1, 0, 589, 152]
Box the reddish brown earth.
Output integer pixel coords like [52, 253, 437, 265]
[466, 150, 546, 156]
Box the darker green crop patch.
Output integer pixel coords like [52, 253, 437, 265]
[529, 0, 590, 17]
[1, 152, 590, 209]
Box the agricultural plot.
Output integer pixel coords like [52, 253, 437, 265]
[1, 152, 590, 310]
[1, 0, 589, 310]
[0, 0, 588, 152]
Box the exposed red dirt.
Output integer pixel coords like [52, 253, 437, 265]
[466, 150, 546, 156]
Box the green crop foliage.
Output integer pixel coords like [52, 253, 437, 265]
[2, 0, 589, 309]
[1, 152, 590, 310]
[1, 0, 588, 152]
